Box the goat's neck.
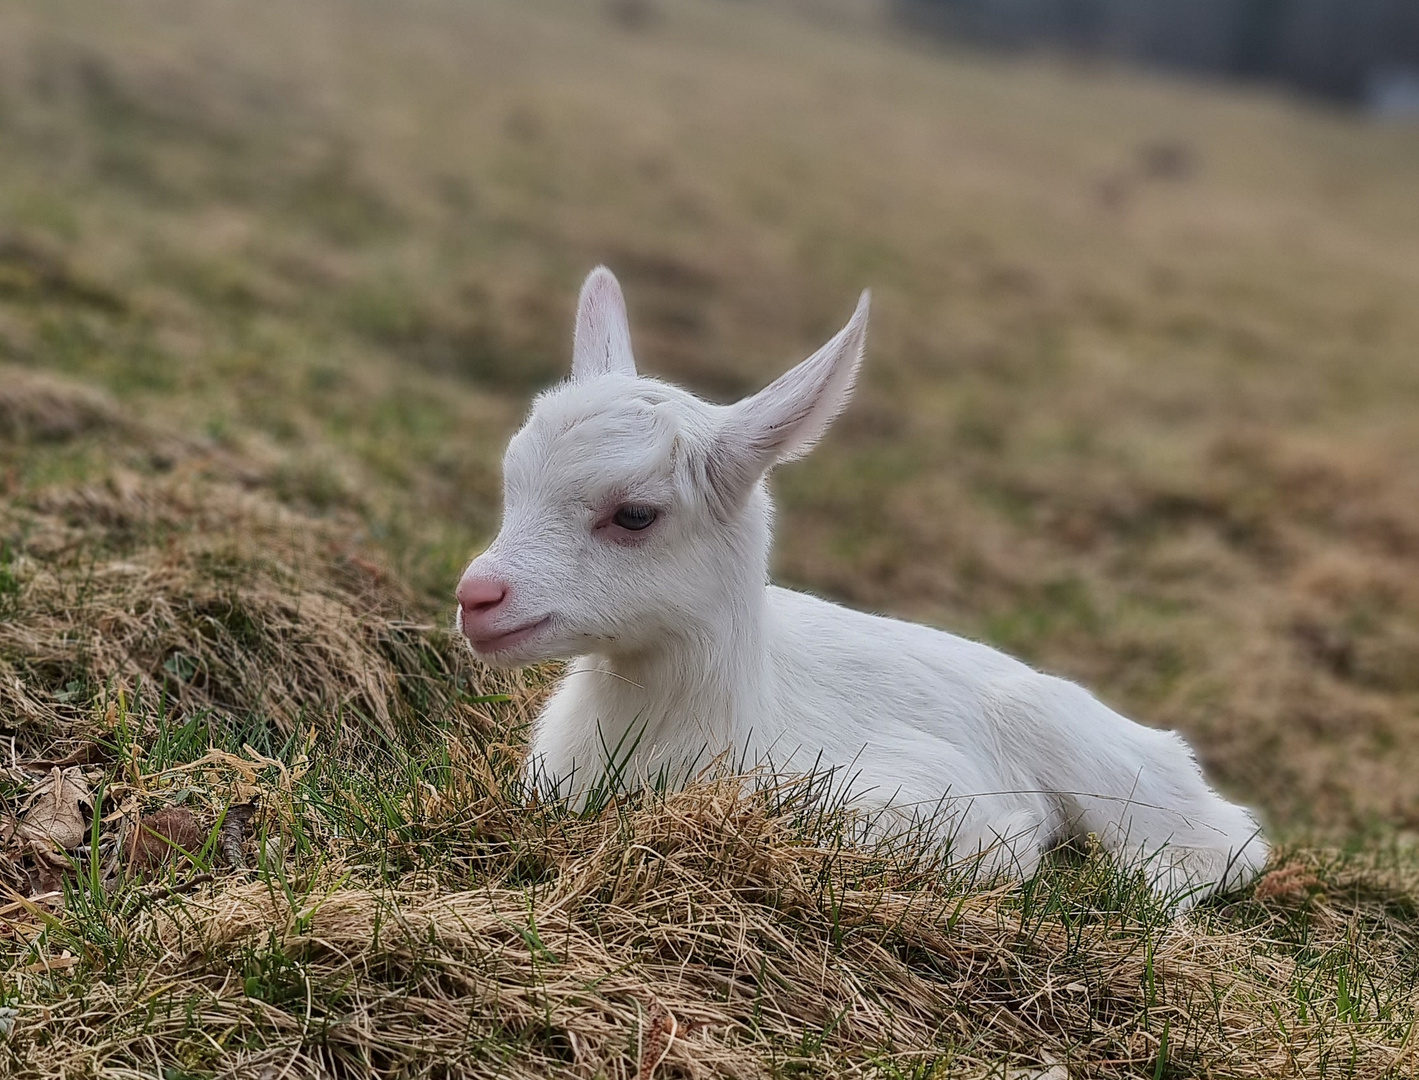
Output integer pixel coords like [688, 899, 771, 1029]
[583, 501, 773, 757]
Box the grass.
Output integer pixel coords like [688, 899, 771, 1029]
[0, 0, 1418, 1074]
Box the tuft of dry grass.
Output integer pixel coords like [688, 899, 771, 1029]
[0, 371, 529, 766]
[0, 469, 470, 744]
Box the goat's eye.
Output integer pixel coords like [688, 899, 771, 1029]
[611, 504, 658, 531]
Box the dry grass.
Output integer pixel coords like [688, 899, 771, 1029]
[0, 372, 479, 746]
[1, 0, 1418, 1074]
[5, 751, 1418, 1078]
[4, 474, 440, 741]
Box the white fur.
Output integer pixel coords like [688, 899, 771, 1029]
[457, 267, 1268, 907]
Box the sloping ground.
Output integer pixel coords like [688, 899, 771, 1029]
[0, 328, 1415, 1080]
[0, 0, 1418, 1074]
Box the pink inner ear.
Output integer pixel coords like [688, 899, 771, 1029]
[733, 289, 870, 464]
[702, 292, 868, 517]
[572, 267, 636, 381]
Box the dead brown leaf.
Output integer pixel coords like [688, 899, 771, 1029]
[22, 743, 108, 771]
[17, 767, 93, 850]
[125, 808, 204, 875]
[22, 840, 71, 900]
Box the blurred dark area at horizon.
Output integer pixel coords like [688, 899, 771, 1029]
[895, 0, 1419, 112]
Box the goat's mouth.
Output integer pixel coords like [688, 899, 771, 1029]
[464, 616, 552, 657]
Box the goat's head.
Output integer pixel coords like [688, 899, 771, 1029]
[456, 267, 869, 667]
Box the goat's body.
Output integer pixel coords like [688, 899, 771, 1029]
[463, 268, 1267, 909]
[528, 584, 1266, 903]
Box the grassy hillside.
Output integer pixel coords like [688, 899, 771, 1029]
[1, 0, 1417, 1075]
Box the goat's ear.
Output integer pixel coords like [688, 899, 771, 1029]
[708, 290, 869, 507]
[571, 266, 637, 381]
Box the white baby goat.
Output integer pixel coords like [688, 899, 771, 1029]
[456, 267, 1267, 907]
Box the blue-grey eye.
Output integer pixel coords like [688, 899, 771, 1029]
[612, 504, 657, 531]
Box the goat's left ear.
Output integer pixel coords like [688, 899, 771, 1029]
[571, 266, 637, 381]
[708, 290, 869, 507]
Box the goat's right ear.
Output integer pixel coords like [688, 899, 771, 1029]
[707, 290, 869, 512]
[571, 267, 637, 381]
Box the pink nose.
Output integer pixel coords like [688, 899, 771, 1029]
[456, 575, 510, 632]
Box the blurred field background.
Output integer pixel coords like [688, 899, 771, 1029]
[2, 0, 1419, 1075]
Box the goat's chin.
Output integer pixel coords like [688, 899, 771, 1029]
[462, 615, 555, 668]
